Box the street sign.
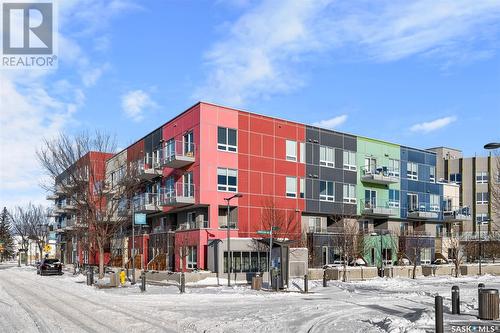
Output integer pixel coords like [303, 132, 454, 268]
[134, 213, 147, 225]
[272, 226, 280, 231]
[257, 230, 271, 235]
[44, 244, 52, 252]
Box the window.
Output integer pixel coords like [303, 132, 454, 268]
[476, 192, 488, 204]
[430, 194, 440, 212]
[364, 157, 376, 174]
[187, 246, 197, 269]
[407, 162, 418, 180]
[183, 131, 194, 155]
[496, 171, 500, 183]
[183, 172, 194, 197]
[300, 142, 305, 163]
[476, 172, 488, 184]
[299, 178, 305, 198]
[420, 248, 431, 265]
[217, 168, 237, 192]
[320, 146, 334, 167]
[388, 189, 400, 208]
[476, 214, 489, 223]
[365, 190, 377, 208]
[286, 177, 297, 198]
[224, 251, 268, 273]
[359, 221, 369, 233]
[319, 181, 334, 201]
[407, 193, 418, 212]
[388, 159, 400, 177]
[218, 207, 237, 229]
[449, 173, 462, 183]
[343, 184, 356, 203]
[308, 217, 322, 233]
[286, 140, 297, 161]
[217, 127, 237, 152]
[322, 246, 329, 266]
[343, 151, 356, 171]
[443, 197, 453, 212]
[400, 222, 409, 235]
[429, 167, 436, 183]
[436, 225, 443, 237]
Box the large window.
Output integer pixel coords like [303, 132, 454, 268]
[407, 162, 418, 180]
[184, 131, 194, 155]
[476, 214, 489, 223]
[343, 184, 356, 203]
[407, 193, 418, 212]
[449, 173, 462, 183]
[476, 172, 488, 184]
[320, 146, 334, 167]
[300, 142, 305, 163]
[476, 192, 488, 205]
[319, 181, 334, 201]
[365, 190, 377, 208]
[389, 189, 400, 208]
[308, 217, 323, 233]
[430, 194, 440, 212]
[286, 177, 297, 198]
[286, 140, 297, 161]
[217, 168, 237, 192]
[299, 178, 305, 198]
[217, 127, 237, 152]
[429, 167, 436, 183]
[420, 248, 431, 264]
[187, 246, 197, 269]
[224, 251, 268, 273]
[343, 151, 356, 171]
[388, 159, 400, 177]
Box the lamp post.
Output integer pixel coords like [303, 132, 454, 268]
[224, 193, 242, 287]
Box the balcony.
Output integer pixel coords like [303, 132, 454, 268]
[407, 204, 440, 220]
[361, 166, 399, 185]
[161, 141, 195, 169]
[361, 201, 398, 217]
[443, 206, 471, 222]
[159, 183, 195, 207]
[46, 193, 59, 200]
[137, 162, 162, 181]
[134, 193, 161, 214]
[177, 220, 209, 230]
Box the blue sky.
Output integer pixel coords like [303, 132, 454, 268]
[1, 0, 500, 207]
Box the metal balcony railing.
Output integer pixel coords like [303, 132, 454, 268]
[407, 203, 440, 219]
[443, 206, 471, 221]
[159, 183, 195, 207]
[361, 200, 399, 217]
[178, 220, 209, 230]
[361, 165, 400, 184]
[133, 192, 161, 213]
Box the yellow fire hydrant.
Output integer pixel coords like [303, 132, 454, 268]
[119, 270, 126, 286]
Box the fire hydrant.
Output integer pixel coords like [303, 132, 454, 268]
[119, 270, 126, 286]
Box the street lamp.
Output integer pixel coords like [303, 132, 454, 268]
[224, 193, 242, 287]
[484, 143, 500, 150]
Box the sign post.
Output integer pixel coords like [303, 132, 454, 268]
[257, 227, 279, 289]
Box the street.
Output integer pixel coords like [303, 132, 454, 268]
[0, 263, 499, 332]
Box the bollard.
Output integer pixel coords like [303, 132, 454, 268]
[451, 286, 460, 315]
[304, 274, 308, 293]
[478, 283, 485, 308]
[435, 296, 443, 333]
[180, 272, 185, 294]
[86, 270, 91, 285]
[89, 267, 94, 286]
[323, 270, 327, 287]
[140, 271, 146, 292]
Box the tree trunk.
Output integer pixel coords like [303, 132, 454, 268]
[98, 244, 105, 279]
[38, 243, 43, 261]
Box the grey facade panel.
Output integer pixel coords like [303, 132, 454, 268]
[306, 164, 319, 179]
[306, 199, 319, 213]
[343, 170, 357, 184]
[335, 149, 343, 169]
[319, 167, 343, 182]
[344, 135, 357, 152]
[305, 126, 319, 142]
[320, 130, 343, 148]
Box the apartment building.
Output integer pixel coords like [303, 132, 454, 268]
[428, 147, 499, 234]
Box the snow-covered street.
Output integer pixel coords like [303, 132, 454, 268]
[0, 263, 499, 333]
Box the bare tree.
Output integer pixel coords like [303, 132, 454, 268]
[329, 215, 360, 282]
[37, 131, 141, 278]
[399, 230, 431, 279]
[260, 198, 301, 241]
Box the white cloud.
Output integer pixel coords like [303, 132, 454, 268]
[410, 116, 457, 133]
[312, 115, 348, 129]
[195, 0, 500, 106]
[121, 90, 156, 122]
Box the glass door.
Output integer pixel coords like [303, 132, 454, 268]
[184, 131, 194, 155]
[365, 190, 377, 208]
[183, 172, 193, 197]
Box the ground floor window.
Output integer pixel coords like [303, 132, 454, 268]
[224, 251, 268, 273]
[187, 246, 197, 269]
[420, 248, 431, 264]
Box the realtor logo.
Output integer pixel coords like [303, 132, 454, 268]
[1, 1, 57, 68]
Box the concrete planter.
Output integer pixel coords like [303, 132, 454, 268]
[384, 266, 422, 278]
[316, 266, 378, 282]
[460, 264, 500, 276]
[422, 264, 457, 277]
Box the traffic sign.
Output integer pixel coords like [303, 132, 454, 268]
[257, 230, 270, 235]
[44, 244, 52, 252]
[134, 213, 147, 225]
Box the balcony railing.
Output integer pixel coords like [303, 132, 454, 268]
[136, 160, 162, 181]
[178, 220, 209, 230]
[407, 203, 440, 220]
[361, 165, 400, 185]
[133, 192, 161, 213]
[443, 206, 471, 221]
[159, 183, 195, 207]
[361, 200, 399, 217]
[161, 140, 195, 169]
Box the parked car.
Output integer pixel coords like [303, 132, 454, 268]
[37, 258, 63, 275]
[433, 258, 449, 265]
